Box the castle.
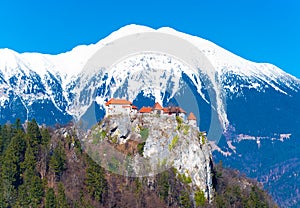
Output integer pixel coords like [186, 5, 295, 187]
[105, 98, 198, 127]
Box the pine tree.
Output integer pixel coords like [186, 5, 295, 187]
[27, 119, 42, 156]
[41, 127, 51, 146]
[0, 134, 3, 156]
[1, 124, 16, 153]
[14, 118, 23, 132]
[57, 182, 69, 207]
[39, 127, 51, 179]
[45, 188, 56, 208]
[1, 131, 26, 206]
[18, 142, 44, 207]
[85, 158, 107, 203]
[49, 142, 66, 180]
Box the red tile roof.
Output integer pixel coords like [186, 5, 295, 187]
[163, 107, 169, 113]
[132, 105, 138, 110]
[163, 106, 186, 114]
[105, 98, 132, 106]
[188, 112, 196, 120]
[139, 107, 153, 113]
[153, 102, 163, 110]
[178, 107, 187, 114]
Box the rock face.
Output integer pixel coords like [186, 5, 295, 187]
[85, 113, 214, 201]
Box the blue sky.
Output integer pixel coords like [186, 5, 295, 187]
[0, 0, 299, 78]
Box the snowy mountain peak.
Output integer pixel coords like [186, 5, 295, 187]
[1, 24, 299, 87]
[0, 24, 299, 128]
[102, 24, 155, 38]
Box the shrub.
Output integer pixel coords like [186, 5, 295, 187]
[157, 171, 170, 201]
[139, 128, 149, 140]
[137, 142, 146, 155]
[180, 191, 192, 208]
[202, 136, 206, 145]
[176, 116, 183, 125]
[198, 132, 206, 144]
[183, 125, 190, 135]
[111, 135, 118, 144]
[100, 130, 107, 139]
[168, 135, 179, 151]
[178, 173, 192, 184]
[195, 189, 206, 207]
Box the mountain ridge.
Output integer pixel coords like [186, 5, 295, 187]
[1, 24, 299, 127]
[1, 24, 299, 84]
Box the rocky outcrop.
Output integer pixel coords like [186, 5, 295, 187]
[85, 113, 214, 202]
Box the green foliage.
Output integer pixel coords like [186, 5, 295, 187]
[175, 116, 183, 131]
[157, 171, 170, 201]
[135, 178, 142, 194]
[0, 135, 2, 157]
[0, 124, 17, 154]
[49, 142, 66, 179]
[21, 144, 36, 171]
[18, 172, 44, 207]
[178, 173, 192, 184]
[45, 188, 56, 208]
[139, 127, 149, 140]
[92, 136, 101, 145]
[160, 158, 167, 167]
[92, 130, 107, 144]
[100, 130, 107, 139]
[176, 116, 183, 125]
[243, 186, 269, 208]
[17, 141, 44, 207]
[137, 142, 146, 155]
[75, 189, 95, 208]
[180, 191, 192, 208]
[27, 119, 42, 155]
[168, 135, 179, 151]
[41, 127, 51, 146]
[202, 137, 205, 145]
[86, 158, 107, 203]
[1, 131, 26, 207]
[57, 182, 69, 207]
[0, 119, 277, 208]
[183, 125, 190, 135]
[111, 135, 118, 144]
[198, 132, 206, 144]
[195, 189, 206, 207]
[14, 118, 23, 132]
[0, 120, 86, 207]
[212, 162, 277, 208]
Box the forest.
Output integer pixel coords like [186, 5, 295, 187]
[0, 119, 277, 207]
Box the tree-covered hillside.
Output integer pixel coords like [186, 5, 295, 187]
[0, 119, 277, 207]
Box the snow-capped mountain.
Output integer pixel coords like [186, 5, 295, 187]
[1, 25, 299, 127]
[0, 24, 299, 206]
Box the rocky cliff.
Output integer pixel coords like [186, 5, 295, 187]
[83, 113, 214, 202]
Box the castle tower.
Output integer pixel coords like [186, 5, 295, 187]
[187, 112, 197, 127]
[152, 102, 163, 115]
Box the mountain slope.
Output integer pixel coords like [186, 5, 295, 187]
[0, 24, 299, 127]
